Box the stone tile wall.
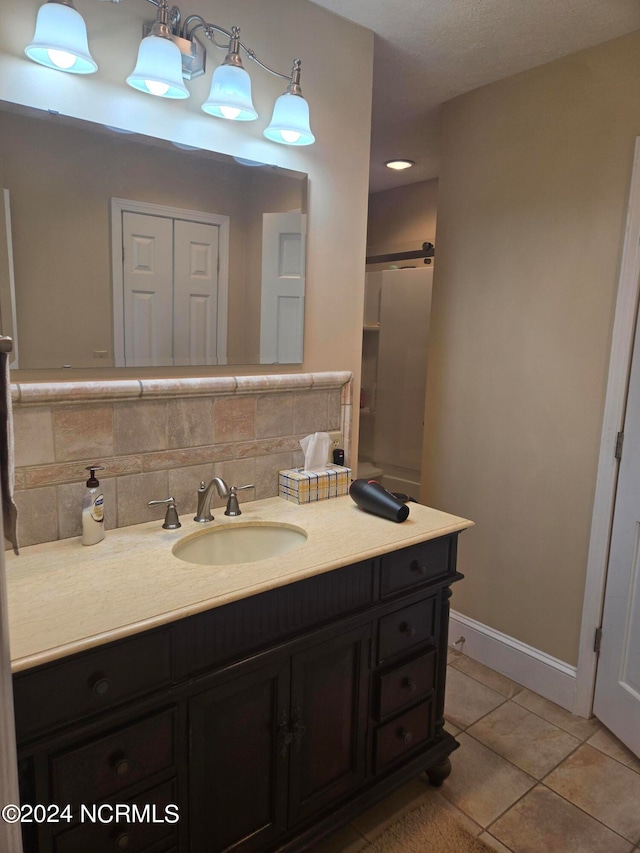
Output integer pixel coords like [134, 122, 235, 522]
[9, 372, 353, 548]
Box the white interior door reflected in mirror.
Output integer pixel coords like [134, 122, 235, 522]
[260, 211, 306, 364]
[173, 219, 222, 367]
[112, 199, 229, 367]
[122, 211, 173, 367]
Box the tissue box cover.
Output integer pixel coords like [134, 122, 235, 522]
[279, 466, 351, 504]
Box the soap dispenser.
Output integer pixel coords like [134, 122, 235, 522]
[82, 465, 105, 546]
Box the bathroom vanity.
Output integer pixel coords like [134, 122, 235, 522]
[6, 496, 472, 853]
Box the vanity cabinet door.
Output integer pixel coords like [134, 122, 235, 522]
[188, 657, 291, 853]
[287, 623, 371, 826]
[188, 624, 371, 851]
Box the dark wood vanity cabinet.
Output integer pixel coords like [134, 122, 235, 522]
[189, 624, 370, 853]
[13, 533, 462, 853]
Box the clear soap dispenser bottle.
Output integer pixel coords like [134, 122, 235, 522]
[82, 465, 105, 546]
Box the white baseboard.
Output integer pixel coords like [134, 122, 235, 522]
[449, 611, 579, 714]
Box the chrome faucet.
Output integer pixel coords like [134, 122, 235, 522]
[194, 477, 229, 523]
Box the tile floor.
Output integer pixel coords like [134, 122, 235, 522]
[311, 648, 640, 853]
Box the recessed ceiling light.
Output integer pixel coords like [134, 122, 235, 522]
[385, 159, 415, 171]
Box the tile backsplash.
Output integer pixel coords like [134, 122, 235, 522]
[9, 372, 353, 548]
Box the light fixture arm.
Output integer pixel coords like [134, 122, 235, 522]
[145, 0, 181, 35]
[184, 16, 301, 87]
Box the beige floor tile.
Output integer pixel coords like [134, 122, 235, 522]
[351, 777, 433, 840]
[440, 733, 535, 828]
[432, 792, 484, 838]
[468, 701, 580, 779]
[308, 824, 367, 852]
[445, 667, 506, 730]
[447, 646, 462, 664]
[512, 689, 600, 740]
[448, 656, 523, 699]
[479, 833, 514, 853]
[444, 720, 461, 737]
[544, 744, 640, 843]
[588, 726, 640, 773]
[490, 785, 632, 853]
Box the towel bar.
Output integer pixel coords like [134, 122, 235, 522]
[0, 336, 13, 353]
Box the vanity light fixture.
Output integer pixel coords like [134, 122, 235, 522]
[263, 60, 315, 146]
[126, 0, 189, 98]
[201, 26, 257, 121]
[385, 159, 415, 171]
[25, 0, 315, 146]
[24, 0, 98, 74]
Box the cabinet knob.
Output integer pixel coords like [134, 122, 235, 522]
[411, 562, 429, 575]
[90, 676, 111, 697]
[114, 758, 132, 776]
[115, 832, 131, 850]
[399, 622, 416, 637]
[398, 727, 413, 745]
[402, 677, 418, 692]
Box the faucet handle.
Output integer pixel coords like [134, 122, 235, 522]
[224, 484, 255, 517]
[148, 497, 181, 530]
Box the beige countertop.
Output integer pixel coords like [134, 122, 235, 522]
[5, 495, 473, 673]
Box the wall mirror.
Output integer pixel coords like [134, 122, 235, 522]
[0, 101, 308, 370]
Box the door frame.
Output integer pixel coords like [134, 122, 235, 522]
[111, 198, 230, 366]
[575, 136, 640, 716]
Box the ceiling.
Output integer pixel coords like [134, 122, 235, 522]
[310, 0, 640, 193]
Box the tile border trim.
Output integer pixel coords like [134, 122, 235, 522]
[11, 372, 352, 405]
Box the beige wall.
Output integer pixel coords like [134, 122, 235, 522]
[422, 30, 640, 665]
[0, 0, 373, 395]
[367, 179, 438, 256]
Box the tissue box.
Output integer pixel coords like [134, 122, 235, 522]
[279, 466, 351, 504]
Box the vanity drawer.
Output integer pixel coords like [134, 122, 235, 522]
[51, 708, 175, 805]
[374, 701, 434, 772]
[380, 537, 453, 597]
[53, 779, 178, 853]
[377, 598, 436, 663]
[376, 649, 436, 720]
[13, 632, 172, 741]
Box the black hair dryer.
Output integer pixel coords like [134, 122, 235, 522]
[349, 479, 410, 523]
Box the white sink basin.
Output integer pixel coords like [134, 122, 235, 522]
[172, 521, 308, 566]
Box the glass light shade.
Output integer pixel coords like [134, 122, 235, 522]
[25, 2, 97, 74]
[263, 93, 314, 146]
[202, 65, 258, 121]
[126, 35, 189, 99]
